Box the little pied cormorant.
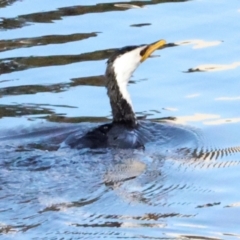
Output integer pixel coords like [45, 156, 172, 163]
[65, 40, 167, 149]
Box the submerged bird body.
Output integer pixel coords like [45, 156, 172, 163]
[64, 120, 198, 150]
[65, 122, 145, 149]
[64, 40, 171, 149]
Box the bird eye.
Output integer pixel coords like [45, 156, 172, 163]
[140, 46, 148, 57]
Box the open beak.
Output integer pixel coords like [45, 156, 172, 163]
[140, 39, 166, 62]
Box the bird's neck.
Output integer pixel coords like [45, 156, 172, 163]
[105, 66, 137, 128]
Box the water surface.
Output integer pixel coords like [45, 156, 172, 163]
[1, 0, 240, 239]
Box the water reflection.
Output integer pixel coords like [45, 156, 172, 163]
[1, 125, 239, 238]
[0, 0, 19, 8]
[187, 62, 240, 72]
[114, 4, 144, 9]
[0, 103, 54, 118]
[215, 96, 240, 101]
[0, 0, 188, 30]
[175, 113, 219, 125]
[205, 117, 240, 125]
[0, 32, 98, 52]
[130, 23, 151, 27]
[176, 39, 222, 49]
[0, 75, 105, 97]
[1, 0, 240, 239]
[0, 48, 113, 74]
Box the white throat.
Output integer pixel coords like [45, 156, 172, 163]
[112, 46, 146, 108]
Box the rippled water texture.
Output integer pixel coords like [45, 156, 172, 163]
[1, 0, 240, 239]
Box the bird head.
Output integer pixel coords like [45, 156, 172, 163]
[107, 39, 166, 88]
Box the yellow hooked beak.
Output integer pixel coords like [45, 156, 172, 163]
[140, 39, 166, 62]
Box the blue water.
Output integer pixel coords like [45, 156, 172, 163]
[1, 0, 240, 239]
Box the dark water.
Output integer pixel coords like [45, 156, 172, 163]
[1, 0, 240, 239]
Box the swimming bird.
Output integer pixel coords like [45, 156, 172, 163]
[65, 40, 167, 149]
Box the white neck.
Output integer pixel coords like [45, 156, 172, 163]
[112, 46, 145, 108]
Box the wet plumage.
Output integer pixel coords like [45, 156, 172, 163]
[65, 40, 167, 149]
